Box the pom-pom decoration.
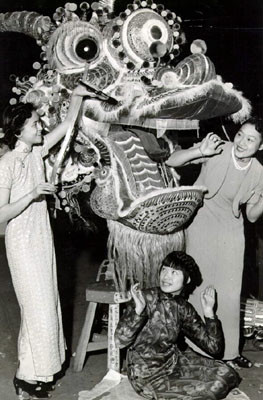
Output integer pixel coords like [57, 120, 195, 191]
[0, 0, 252, 290]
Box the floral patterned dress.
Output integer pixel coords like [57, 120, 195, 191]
[115, 288, 240, 400]
[0, 140, 65, 382]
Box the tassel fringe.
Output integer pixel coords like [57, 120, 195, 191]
[107, 220, 185, 292]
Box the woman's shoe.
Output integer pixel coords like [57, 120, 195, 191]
[13, 376, 51, 398]
[38, 381, 56, 392]
[225, 355, 253, 369]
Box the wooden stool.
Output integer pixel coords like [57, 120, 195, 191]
[73, 262, 130, 372]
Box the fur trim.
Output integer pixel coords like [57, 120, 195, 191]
[83, 80, 251, 123]
[223, 85, 252, 123]
[133, 80, 251, 123]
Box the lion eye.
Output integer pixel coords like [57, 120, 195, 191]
[150, 26, 162, 40]
[47, 21, 103, 73]
[75, 38, 99, 61]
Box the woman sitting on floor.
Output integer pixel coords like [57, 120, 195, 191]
[115, 251, 240, 400]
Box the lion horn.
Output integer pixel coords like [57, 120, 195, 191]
[0, 11, 55, 42]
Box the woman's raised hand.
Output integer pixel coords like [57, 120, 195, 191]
[200, 285, 216, 319]
[31, 182, 57, 199]
[130, 283, 146, 315]
[199, 132, 224, 156]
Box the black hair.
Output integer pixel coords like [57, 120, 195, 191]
[243, 116, 263, 140]
[160, 251, 202, 298]
[1, 103, 35, 149]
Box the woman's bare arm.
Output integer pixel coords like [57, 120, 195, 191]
[166, 132, 224, 167]
[44, 85, 96, 151]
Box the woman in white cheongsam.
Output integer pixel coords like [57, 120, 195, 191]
[0, 85, 94, 399]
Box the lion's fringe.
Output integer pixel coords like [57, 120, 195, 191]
[107, 220, 185, 292]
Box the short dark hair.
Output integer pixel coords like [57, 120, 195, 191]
[244, 116, 263, 139]
[1, 103, 35, 149]
[161, 251, 202, 297]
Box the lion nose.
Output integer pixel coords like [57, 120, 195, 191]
[149, 41, 167, 58]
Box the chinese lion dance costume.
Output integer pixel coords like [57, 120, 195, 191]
[0, 0, 251, 291]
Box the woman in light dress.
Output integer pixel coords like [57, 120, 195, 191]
[166, 118, 263, 369]
[0, 84, 93, 398]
